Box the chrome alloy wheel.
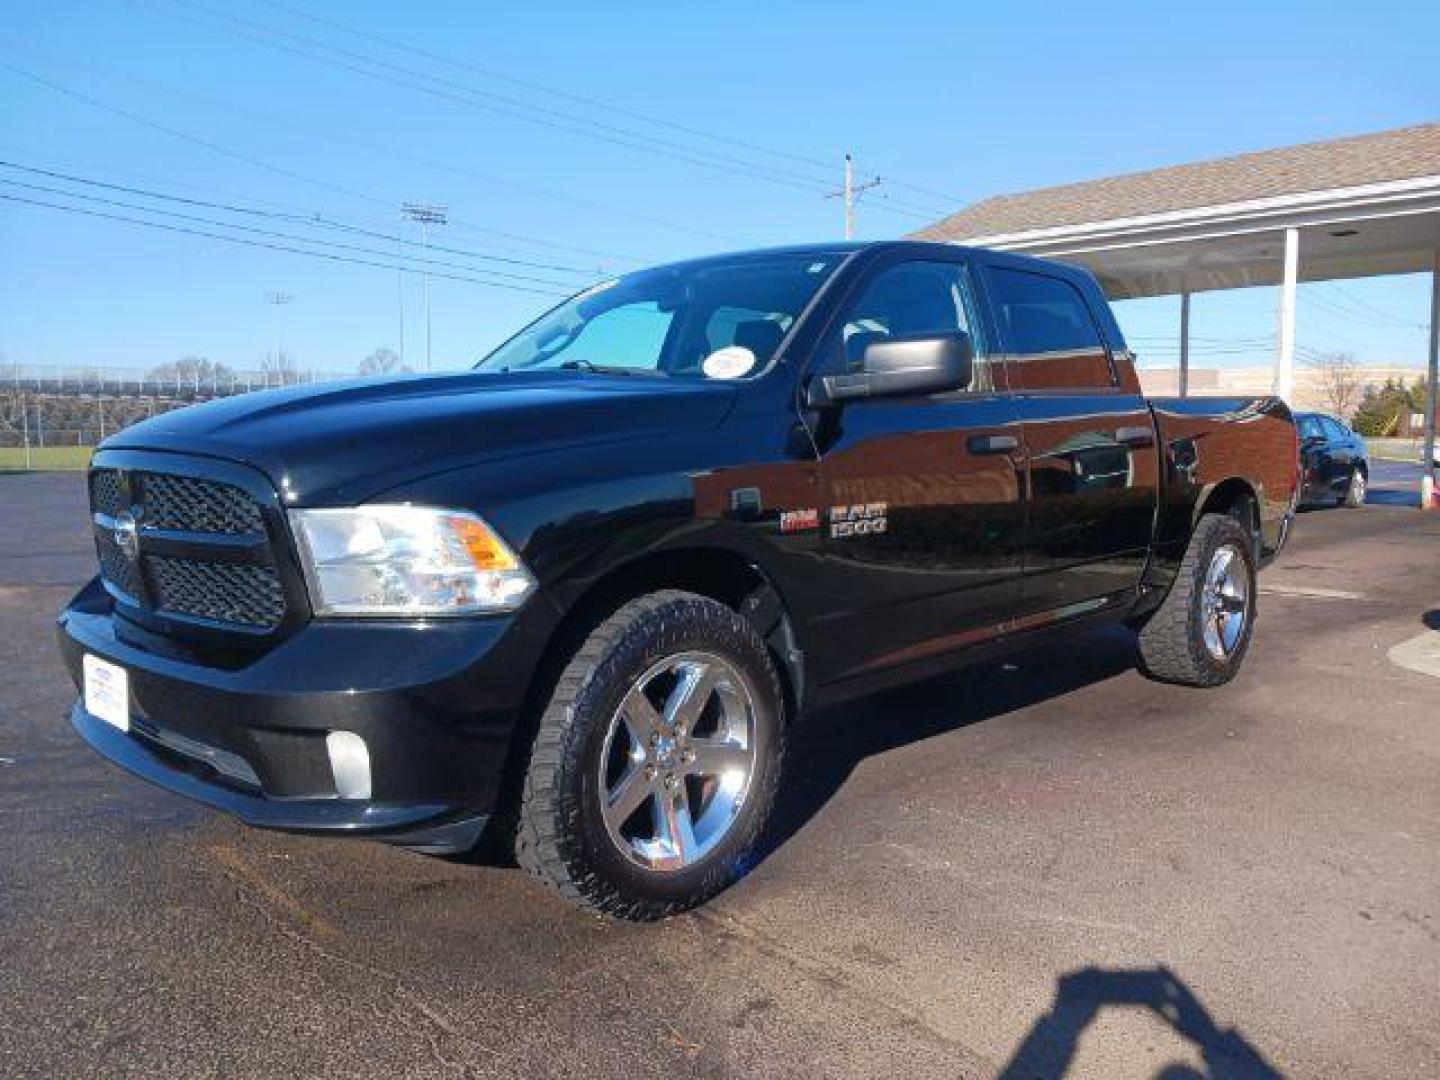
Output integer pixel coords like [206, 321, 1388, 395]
[598, 651, 758, 872]
[1200, 544, 1250, 660]
[1349, 470, 1367, 503]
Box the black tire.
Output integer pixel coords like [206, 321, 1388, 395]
[1137, 514, 1257, 688]
[1341, 466, 1367, 508]
[515, 590, 785, 920]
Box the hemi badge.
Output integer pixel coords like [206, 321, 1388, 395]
[779, 508, 820, 533]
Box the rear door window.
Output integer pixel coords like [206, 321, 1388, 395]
[988, 267, 1116, 390]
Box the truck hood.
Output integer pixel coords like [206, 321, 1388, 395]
[104, 370, 739, 505]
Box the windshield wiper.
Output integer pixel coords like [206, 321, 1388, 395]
[557, 360, 662, 376]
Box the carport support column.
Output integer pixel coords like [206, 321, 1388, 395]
[1423, 248, 1439, 509]
[1179, 291, 1191, 397]
[1274, 227, 1299, 401]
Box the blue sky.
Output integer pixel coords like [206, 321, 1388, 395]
[2, 0, 1437, 376]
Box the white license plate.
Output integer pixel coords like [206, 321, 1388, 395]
[83, 654, 130, 733]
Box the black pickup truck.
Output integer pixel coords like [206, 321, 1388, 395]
[59, 241, 1299, 919]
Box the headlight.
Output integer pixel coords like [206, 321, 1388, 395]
[289, 506, 536, 616]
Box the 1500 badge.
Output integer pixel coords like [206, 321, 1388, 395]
[830, 502, 888, 538]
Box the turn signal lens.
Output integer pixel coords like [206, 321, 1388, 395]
[449, 513, 520, 572]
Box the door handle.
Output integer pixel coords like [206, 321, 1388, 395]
[968, 434, 1020, 456]
[1115, 426, 1155, 448]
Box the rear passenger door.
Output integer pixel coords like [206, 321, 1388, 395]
[980, 263, 1160, 616]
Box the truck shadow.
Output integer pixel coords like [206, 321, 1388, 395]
[996, 965, 1282, 1079]
[755, 621, 1139, 863]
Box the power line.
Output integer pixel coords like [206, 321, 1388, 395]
[0, 58, 717, 254]
[1316, 282, 1427, 330]
[0, 192, 572, 296]
[250, 0, 968, 210]
[0, 176, 577, 289]
[133, 1, 836, 197]
[0, 139, 640, 265]
[0, 160, 596, 276]
[130, 0, 945, 221]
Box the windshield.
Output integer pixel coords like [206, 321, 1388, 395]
[476, 253, 844, 379]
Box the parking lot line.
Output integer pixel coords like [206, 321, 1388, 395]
[1388, 630, 1440, 680]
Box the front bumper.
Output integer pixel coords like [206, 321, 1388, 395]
[58, 577, 555, 852]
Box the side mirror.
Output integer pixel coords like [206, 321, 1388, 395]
[808, 332, 974, 407]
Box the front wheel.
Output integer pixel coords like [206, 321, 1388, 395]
[1138, 514, 1257, 687]
[515, 590, 784, 920]
[1341, 467, 1367, 507]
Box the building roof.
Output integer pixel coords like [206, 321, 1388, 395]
[914, 123, 1440, 242]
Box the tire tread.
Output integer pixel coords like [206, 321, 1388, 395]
[515, 590, 783, 920]
[1138, 514, 1256, 688]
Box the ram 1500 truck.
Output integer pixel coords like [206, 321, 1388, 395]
[59, 241, 1299, 919]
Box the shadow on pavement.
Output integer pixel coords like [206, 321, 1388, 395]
[997, 965, 1282, 1080]
[464, 622, 1143, 870]
[757, 622, 1139, 862]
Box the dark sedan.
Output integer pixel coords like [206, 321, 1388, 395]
[1296, 412, 1369, 507]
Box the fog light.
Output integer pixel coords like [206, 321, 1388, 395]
[326, 731, 372, 800]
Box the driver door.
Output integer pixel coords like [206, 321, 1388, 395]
[804, 256, 1026, 687]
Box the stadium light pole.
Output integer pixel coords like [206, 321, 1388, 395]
[402, 203, 448, 371]
[265, 291, 294, 386]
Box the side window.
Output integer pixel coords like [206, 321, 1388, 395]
[988, 267, 1115, 390]
[824, 260, 987, 390]
[1297, 415, 1324, 441]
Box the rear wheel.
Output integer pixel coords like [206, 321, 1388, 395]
[515, 590, 784, 920]
[1341, 466, 1367, 507]
[1138, 514, 1257, 687]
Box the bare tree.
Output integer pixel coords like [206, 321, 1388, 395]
[1306, 350, 1364, 420]
[359, 347, 405, 376]
[147, 355, 235, 389]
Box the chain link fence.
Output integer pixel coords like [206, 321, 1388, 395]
[0, 364, 362, 456]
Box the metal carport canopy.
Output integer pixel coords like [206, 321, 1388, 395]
[913, 123, 1440, 502]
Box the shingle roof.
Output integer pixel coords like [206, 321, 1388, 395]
[913, 123, 1440, 241]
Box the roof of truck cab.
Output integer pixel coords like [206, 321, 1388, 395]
[653, 239, 1084, 272]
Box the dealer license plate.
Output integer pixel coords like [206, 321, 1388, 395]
[83, 654, 130, 732]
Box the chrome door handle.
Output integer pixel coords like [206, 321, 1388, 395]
[1115, 426, 1155, 448]
[968, 434, 1020, 455]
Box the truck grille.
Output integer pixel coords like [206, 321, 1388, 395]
[141, 473, 264, 534]
[89, 466, 288, 632]
[149, 556, 286, 627]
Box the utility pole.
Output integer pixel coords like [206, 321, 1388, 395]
[402, 203, 448, 370]
[265, 291, 294, 385]
[826, 154, 882, 240]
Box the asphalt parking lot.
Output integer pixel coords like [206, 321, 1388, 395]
[2, 467, 1437, 1079]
